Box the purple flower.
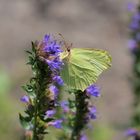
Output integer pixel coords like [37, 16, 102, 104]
[44, 34, 51, 42]
[128, 39, 137, 50]
[80, 134, 88, 140]
[44, 42, 62, 55]
[60, 101, 69, 112]
[49, 85, 59, 97]
[125, 128, 137, 136]
[86, 85, 100, 97]
[127, 2, 135, 12]
[88, 106, 97, 120]
[130, 20, 139, 30]
[43, 34, 62, 55]
[45, 110, 56, 118]
[43, 34, 63, 72]
[48, 119, 63, 129]
[53, 76, 64, 86]
[134, 14, 140, 21]
[46, 58, 63, 71]
[20, 95, 29, 103]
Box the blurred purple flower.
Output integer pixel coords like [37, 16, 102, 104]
[53, 76, 64, 86]
[125, 128, 137, 136]
[49, 85, 59, 97]
[60, 100, 69, 112]
[86, 85, 100, 97]
[127, 2, 135, 12]
[88, 106, 97, 120]
[128, 39, 137, 50]
[20, 95, 29, 103]
[130, 20, 139, 30]
[45, 110, 56, 118]
[48, 119, 63, 129]
[80, 134, 88, 140]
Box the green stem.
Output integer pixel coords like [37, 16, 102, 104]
[33, 97, 38, 140]
[70, 91, 89, 140]
[32, 59, 50, 140]
[32, 60, 43, 140]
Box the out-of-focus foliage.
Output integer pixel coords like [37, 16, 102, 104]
[128, 2, 140, 128]
[0, 68, 21, 140]
[0, 69, 11, 95]
[93, 123, 114, 140]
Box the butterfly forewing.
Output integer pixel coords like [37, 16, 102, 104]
[61, 48, 111, 91]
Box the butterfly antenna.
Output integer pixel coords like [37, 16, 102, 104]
[58, 33, 65, 40]
[58, 33, 68, 48]
[58, 33, 73, 53]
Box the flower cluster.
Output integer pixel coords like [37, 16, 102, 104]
[125, 128, 138, 137]
[80, 134, 88, 140]
[20, 34, 64, 139]
[83, 85, 99, 137]
[86, 84, 100, 97]
[42, 34, 63, 102]
[42, 34, 63, 72]
[125, 128, 140, 139]
[85, 84, 100, 121]
[63, 84, 100, 140]
[127, 3, 140, 139]
[20, 34, 105, 140]
[42, 35, 64, 129]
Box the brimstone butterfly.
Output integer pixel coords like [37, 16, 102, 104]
[60, 47, 111, 91]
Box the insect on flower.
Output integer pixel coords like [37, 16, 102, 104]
[59, 36, 111, 91]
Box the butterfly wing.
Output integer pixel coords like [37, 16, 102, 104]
[60, 48, 111, 91]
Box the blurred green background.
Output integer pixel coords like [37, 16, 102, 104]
[0, 0, 138, 139]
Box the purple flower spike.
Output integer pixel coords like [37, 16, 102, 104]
[48, 120, 63, 129]
[45, 110, 56, 118]
[80, 134, 88, 140]
[49, 85, 59, 97]
[86, 85, 100, 97]
[88, 106, 97, 120]
[53, 76, 64, 86]
[20, 95, 29, 103]
[125, 128, 137, 136]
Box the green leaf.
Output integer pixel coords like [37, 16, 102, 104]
[22, 84, 36, 98]
[24, 105, 35, 117]
[19, 114, 32, 130]
[31, 41, 36, 53]
[25, 50, 32, 55]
